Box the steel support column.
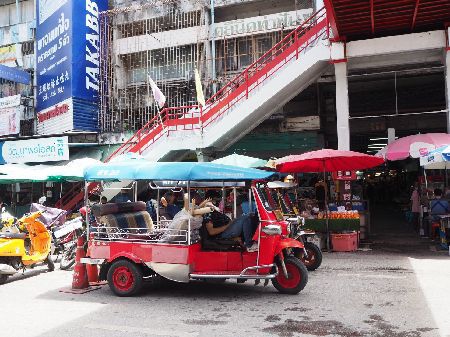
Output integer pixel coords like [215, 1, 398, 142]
[335, 61, 350, 150]
[445, 41, 450, 133]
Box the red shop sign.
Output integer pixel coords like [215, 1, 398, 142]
[332, 170, 357, 181]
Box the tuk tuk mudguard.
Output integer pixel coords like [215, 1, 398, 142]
[274, 237, 304, 257]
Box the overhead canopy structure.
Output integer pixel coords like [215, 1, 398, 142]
[0, 158, 101, 184]
[325, 0, 450, 41]
[84, 161, 274, 182]
[0, 164, 49, 183]
[212, 153, 267, 168]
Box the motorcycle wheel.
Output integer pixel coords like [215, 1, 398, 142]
[46, 255, 55, 272]
[0, 274, 8, 285]
[297, 242, 323, 271]
[272, 256, 308, 295]
[60, 245, 76, 270]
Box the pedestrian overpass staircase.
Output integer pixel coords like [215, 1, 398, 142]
[56, 8, 331, 211]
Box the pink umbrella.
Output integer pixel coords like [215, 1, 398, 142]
[376, 133, 450, 161]
[276, 149, 385, 173]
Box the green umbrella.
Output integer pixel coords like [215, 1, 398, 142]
[212, 153, 267, 168]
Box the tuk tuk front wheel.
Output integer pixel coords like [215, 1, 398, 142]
[296, 242, 322, 271]
[272, 256, 308, 295]
[107, 260, 143, 297]
[0, 274, 8, 285]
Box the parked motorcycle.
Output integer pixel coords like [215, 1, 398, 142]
[266, 182, 323, 271]
[286, 216, 323, 271]
[52, 217, 84, 270]
[0, 208, 54, 285]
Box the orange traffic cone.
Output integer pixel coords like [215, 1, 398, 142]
[72, 236, 88, 289]
[60, 235, 102, 294]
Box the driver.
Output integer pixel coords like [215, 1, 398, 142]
[202, 193, 258, 252]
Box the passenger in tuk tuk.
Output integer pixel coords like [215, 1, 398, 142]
[160, 192, 181, 219]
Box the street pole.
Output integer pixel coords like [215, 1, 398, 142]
[210, 0, 217, 94]
[15, 0, 20, 24]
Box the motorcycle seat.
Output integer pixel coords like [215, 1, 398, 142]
[0, 232, 26, 239]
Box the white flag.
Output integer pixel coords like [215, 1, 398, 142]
[148, 75, 166, 109]
[194, 68, 206, 107]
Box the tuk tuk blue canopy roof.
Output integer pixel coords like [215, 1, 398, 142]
[84, 161, 273, 182]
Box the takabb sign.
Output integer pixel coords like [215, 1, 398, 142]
[35, 0, 107, 135]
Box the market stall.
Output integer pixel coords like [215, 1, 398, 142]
[276, 149, 384, 250]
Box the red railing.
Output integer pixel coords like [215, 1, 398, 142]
[106, 105, 201, 160]
[56, 8, 329, 211]
[54, 182, 99, 211]
[201, 8, 328, 127]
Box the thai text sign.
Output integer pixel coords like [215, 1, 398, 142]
[213, 9, 313, 39]
[0, 136, 69, 164]
[36, 97, 73, 135]
[332, 171, 357, 181]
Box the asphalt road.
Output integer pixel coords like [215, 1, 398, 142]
[1, 244, 449, 337]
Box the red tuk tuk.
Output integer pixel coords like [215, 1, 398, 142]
[81, 162, 308, 296]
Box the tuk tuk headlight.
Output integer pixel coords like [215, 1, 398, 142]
[262, 224, 282, 236]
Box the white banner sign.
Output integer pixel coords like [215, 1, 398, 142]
[213, 9, 314, 39]
[0, 94, 21, 109]
[0, 106, 21, 136]
[281, 116, 320, 132]
[1, 136, 69, 164]
[36, 97, 74, 135]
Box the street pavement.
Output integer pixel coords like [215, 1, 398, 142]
[1, 239, 449, 337]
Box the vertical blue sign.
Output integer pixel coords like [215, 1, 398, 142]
[36, 0, 107, 132]
[36, 1, 72, 112]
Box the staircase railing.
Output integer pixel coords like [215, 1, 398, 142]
[56, 8, 329, 211]
[201, 8, 328, 127]
[107, 7, 328, 159]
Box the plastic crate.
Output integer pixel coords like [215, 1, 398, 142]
[331, 232, 358, 252]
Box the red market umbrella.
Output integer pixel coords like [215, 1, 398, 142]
[276, 149, 384, 250]
[376, 133, 450, 161]
[276, 149, 385, 173]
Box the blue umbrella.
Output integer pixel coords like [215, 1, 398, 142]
[84, 159, 151, 181]
[136, 162, 273, 181]
[85, 161, 273, 181]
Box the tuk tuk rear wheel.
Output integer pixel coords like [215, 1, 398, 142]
[107, 260, 143, 297]
[272, 256, 308, 295]
[0, 274, 8, 285]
